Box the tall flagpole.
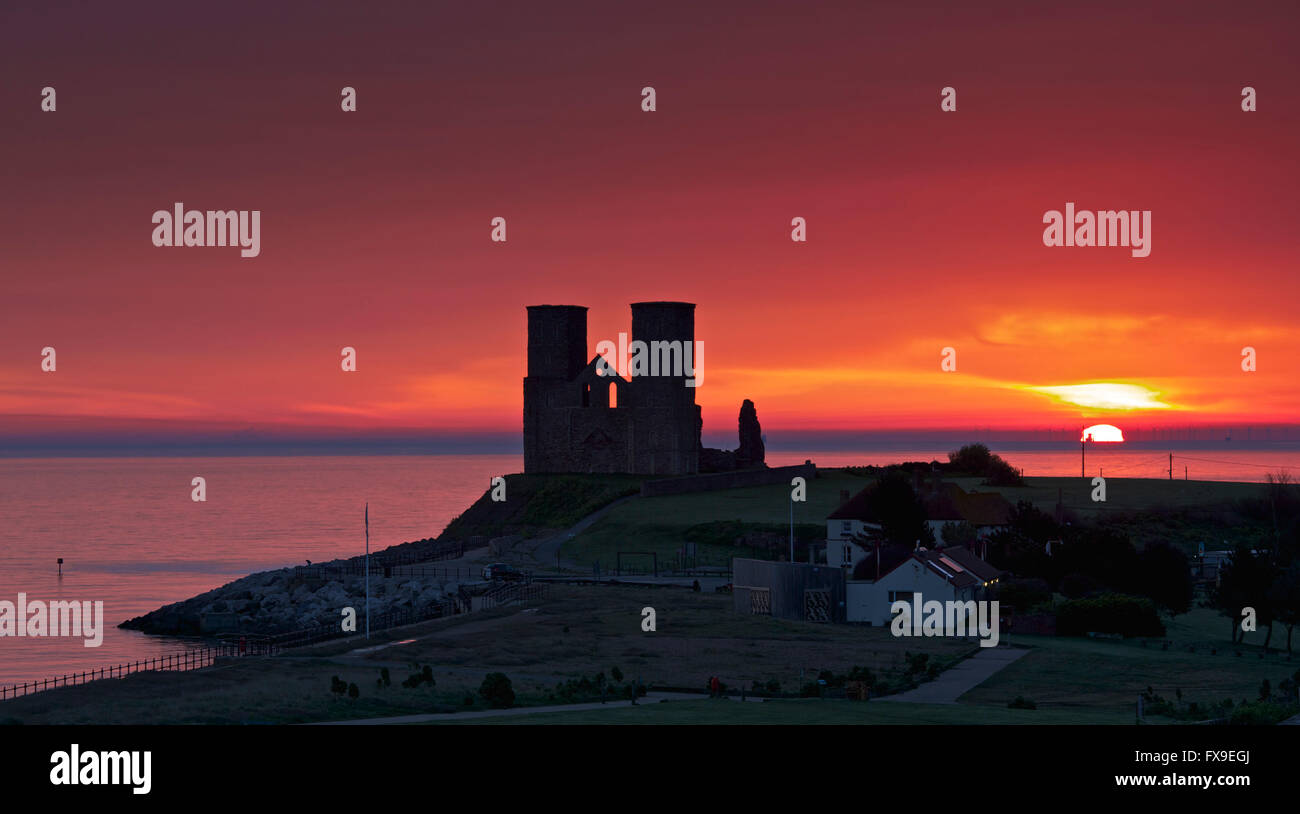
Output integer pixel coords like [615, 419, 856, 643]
[789, 494, 794, 563]
[365, 502, 370, 639]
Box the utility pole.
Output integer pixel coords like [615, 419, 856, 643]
[1169, 453, 1173, 480]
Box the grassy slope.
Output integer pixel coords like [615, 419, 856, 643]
[561, 470, 872, 566]
[440, 473, 643, 540]
[560, 471, 1272, 566]
[978, 476, 1270, 551]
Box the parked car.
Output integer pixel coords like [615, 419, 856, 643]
[482, 563, 525, 581]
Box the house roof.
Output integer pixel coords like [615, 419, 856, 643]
[920, 482, 967, 522]
[829, 480, 1012, 528]
[828, 488, 882, 522]
[918, 481, 1012, 527]
[851, 543, 1002, 587]
[955, 491, 1013, 526]
[850, 543, 912, 581]
[924, 545, 1003, 584]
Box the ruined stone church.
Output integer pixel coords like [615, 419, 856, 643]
[523, 302, 765, 475]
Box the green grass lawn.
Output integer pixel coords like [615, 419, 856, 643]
[0, 586, 968, 724]
[964, 623, 1298, 717]
[441, 698, 1131, 725]
[561, 470, 871, 567]
[6, 589, 1292, 724]
[559, 471, 1271, 567]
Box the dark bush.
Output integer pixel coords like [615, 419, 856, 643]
[993, 577, 1052, 611]
[904, 652, 930, 676]
[846, 666, 875, 686]
[401, 666, 434, 689]
[1056, 594, 1166, 638]
[1230, 701, 1298, 725]
[479, 672, 515, 709]
[1061, 572, 1102, 599]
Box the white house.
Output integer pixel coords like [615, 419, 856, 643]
[845, 545, 1002, 625]
[825, 488, 883, 569]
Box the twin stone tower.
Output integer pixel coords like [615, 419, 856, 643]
[523, 301, 765, 475]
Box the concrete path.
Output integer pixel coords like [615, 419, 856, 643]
[526, 494, 638, 570]
[307, 692, 737, 725]
[878, 646, 1029, 704]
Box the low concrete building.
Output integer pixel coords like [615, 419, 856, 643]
[732, 558, 846, 623]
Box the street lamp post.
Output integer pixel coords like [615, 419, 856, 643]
[789, 493, 795, 563]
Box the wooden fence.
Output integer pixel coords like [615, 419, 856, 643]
[1, 561, 548, 703]
[0, 641, 278, 701]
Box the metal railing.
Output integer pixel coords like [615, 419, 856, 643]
[0, 641, 277, 701]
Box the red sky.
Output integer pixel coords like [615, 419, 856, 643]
[2, 0, 1298, 444]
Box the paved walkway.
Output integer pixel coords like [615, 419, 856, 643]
[878, 646, 1029, 704]
[307, 692, 730, 724]
[526, 495, 638, 570]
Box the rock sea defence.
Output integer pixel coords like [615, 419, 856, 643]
[120, 561, 460, 637]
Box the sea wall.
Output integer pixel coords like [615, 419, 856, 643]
[120, 564, 463, 637]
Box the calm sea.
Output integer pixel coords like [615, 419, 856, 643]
[3, 444, 1298, 686]
[0, 455, 516, 686]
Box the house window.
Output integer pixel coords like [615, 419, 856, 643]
[841, 520, 851, 534]
[841, 544, 852, 565]
[888, 591, 915, 604]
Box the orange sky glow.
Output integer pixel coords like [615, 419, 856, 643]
[2, 3, 1298, 443]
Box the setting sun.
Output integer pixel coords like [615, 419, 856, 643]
[1081, 424, 1125, 442]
